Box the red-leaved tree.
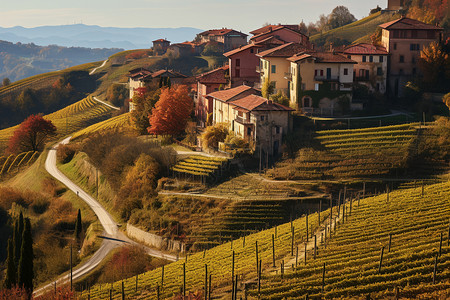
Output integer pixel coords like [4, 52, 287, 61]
[147, 85, 193, 136]
[8, 115, 57, 153]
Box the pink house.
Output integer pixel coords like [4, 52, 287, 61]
[224, 36, 286, 88]
[195, 66, 229, 126]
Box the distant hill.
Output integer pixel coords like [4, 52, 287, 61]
[0, 40, 122, 82]
[0, 24, 203, 50]
[310, 11, 399, 47]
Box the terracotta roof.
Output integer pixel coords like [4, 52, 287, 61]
[224, 44, 262, 57]
[127, 68, 152, 79]
[343, 43, 388, 55]
[254, 35, 286, 45]
[198, 29, 248, 37]
[197, 66, 229, 84]
[153, 39, 170, 43]
[257, 42, 309, 58]
[230, 94, 294, 112]
[288, 51, 357, 64]
[379, 17, 443, 31]
[207, 85, 258, 102]
[151, 69, 187, 78]
[250, 26, 307, 42]
[250, 24, 302, 36]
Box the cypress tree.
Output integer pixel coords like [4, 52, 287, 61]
[167, 77, 171, 88]
[74, 209, 82, 245]
[3, 238, 16, 289]
[18, 218, 33, 294]
[159, 77, 163, 88]
[13, 212, 24, 267]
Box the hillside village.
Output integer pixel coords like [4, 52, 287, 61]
[0, 0, 449, 299]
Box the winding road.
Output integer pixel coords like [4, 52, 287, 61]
[34, 137, 177, 296]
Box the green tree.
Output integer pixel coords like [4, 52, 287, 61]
[106, 84, 128, 107]
[327, 6, 357, 29]
[131, 87, 161, 135]
[201, 123, 229, 149]
[261, 78, 274, 99]
[270, 91, 290, 107]
[3, 238, 16, 289]
[18, 218, 33, 293]
[419, 42, 450, 92]
[74, 209, 82, 246]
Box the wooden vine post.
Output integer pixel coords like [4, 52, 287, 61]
[306, 213, 309, 242]
[439, 233, 443, 257]
[183, 263, 186, 298]
[314, 235, 317, 260]
[272, 234, 276, 267]
[232, 250, 235, 284]
[291, 226, 295, 256]
[255, 241, 259, 274]
[161, 265, 164, 288]
[204, 264, 208, 300]
[321, 263, 326, 294]
[362, 182, 366, 199]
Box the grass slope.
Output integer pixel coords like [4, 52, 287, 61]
[0, 96, 115, 153]
[310, 11, 399, 46]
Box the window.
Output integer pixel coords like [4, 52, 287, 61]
[399, 55, 404, 63]
[344, 68, 348, 75]
[303, 97, 311, 107]
[314, 83, 319, 91]
[260, 115, 265, 121]
[236, 59, 240, 67]
[250, 48, 254, 53]
[380, 56, 384, 63]
[320, 70, 324, 76]
[377, 67, 383, 76]
[276, 127, 280, 134]
[271, 65, 276, 74]
[271, 81, 276, 89]
[369, 56, 373, 62]
[376, 83, 380, 91]
[393, 43, 397, 50]
[362, 56, 366, 62]
[314, 70, 318, 76]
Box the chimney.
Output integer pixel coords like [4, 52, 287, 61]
[329, 43, 334, 52]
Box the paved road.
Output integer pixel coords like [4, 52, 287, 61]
[89, 59, 108, 75]
[35, 137, 177, 296]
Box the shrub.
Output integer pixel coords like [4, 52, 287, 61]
[30, 197, 50, 215]
[201, 123, 229, 149]
[0, 188, 30, 210]
[56, 143, 78, 164]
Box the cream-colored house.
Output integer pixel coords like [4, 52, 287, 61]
[342, 43, 389, 94]
[257, 43, 309, 95]
[288, 51, 356, 115]
[207, 85, 293, 156]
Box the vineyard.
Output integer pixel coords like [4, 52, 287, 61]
[0, 96, 115, 153]
[71, 112, 132, 139]
[172, 156, 228, 178]
[0, 151, 38, 176]
[268, 123, 421, 179]
[72, 180, 450, 299]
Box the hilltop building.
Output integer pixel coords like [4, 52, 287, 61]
[341, 43, 389, 94]
[196, 29, 248, 52]
[207, 85, 293, 156]
[379, 17, 444, 97]
[152, 39, 170, 55]
[288, 51, 356, 115]
[386, 0, 404, 11]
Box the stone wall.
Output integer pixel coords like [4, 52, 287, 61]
[126, 223, 185, 253]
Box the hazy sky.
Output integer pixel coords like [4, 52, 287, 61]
[0, 0, 386, 32]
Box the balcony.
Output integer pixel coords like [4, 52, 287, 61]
[235, 116, 252, 125]
[256, 66, 264, 74]
[354, 76, 370, 82]
[314, 75, 340, 82]
[284, 72, 292, 80]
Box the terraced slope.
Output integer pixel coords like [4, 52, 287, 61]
[251, 181, 450, 299]
[0, 96, 114, 153]
[71, 112, 132, 139]
[269, 123, 420, 179]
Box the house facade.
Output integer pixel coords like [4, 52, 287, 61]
[152, 39, 170, 55]
[288, 52, 356, 115]
[195, 66, 229, 126]
[196, 29, 248, 52]
[342, 43, 389, 94]
[379, 17, 443, 97]
[207, 85, 292, 156]
[257, 43, 309, 95]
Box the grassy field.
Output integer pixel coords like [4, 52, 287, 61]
[77, 180, 449, 299]
[0, 96, 115, 154]
[310, 11, 399, 46]
[267, 123, 422, 180]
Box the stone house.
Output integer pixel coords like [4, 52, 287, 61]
[152, 39, 170, 55]
[196, 29, 248, 52]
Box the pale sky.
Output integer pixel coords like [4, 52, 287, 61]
[0, 0, 386, 32]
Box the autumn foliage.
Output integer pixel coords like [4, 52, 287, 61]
[147, 85, 193, 136]
[407, 0, 449, 27]
[7, 115, 56, 153]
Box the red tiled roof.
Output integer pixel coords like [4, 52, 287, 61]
[127, 68, 152, 79]
[379, 17, 443, 31]
[343, 43, 388, 55]
[224, 44, 261, 57]
[151, 69, 187, 78]
[207, 85, 258, 102]
[254, 35, 286, 46]
[257, 42, 309, 58]
[230, 94, 294, 112]
[288, 51, 356, 64]
[153, 39, 170, 43]
[250, 26, 306, 42]
[197, 66, 229, 84]
[250, 24, 302, 36]
[198, 29, 248, 37]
